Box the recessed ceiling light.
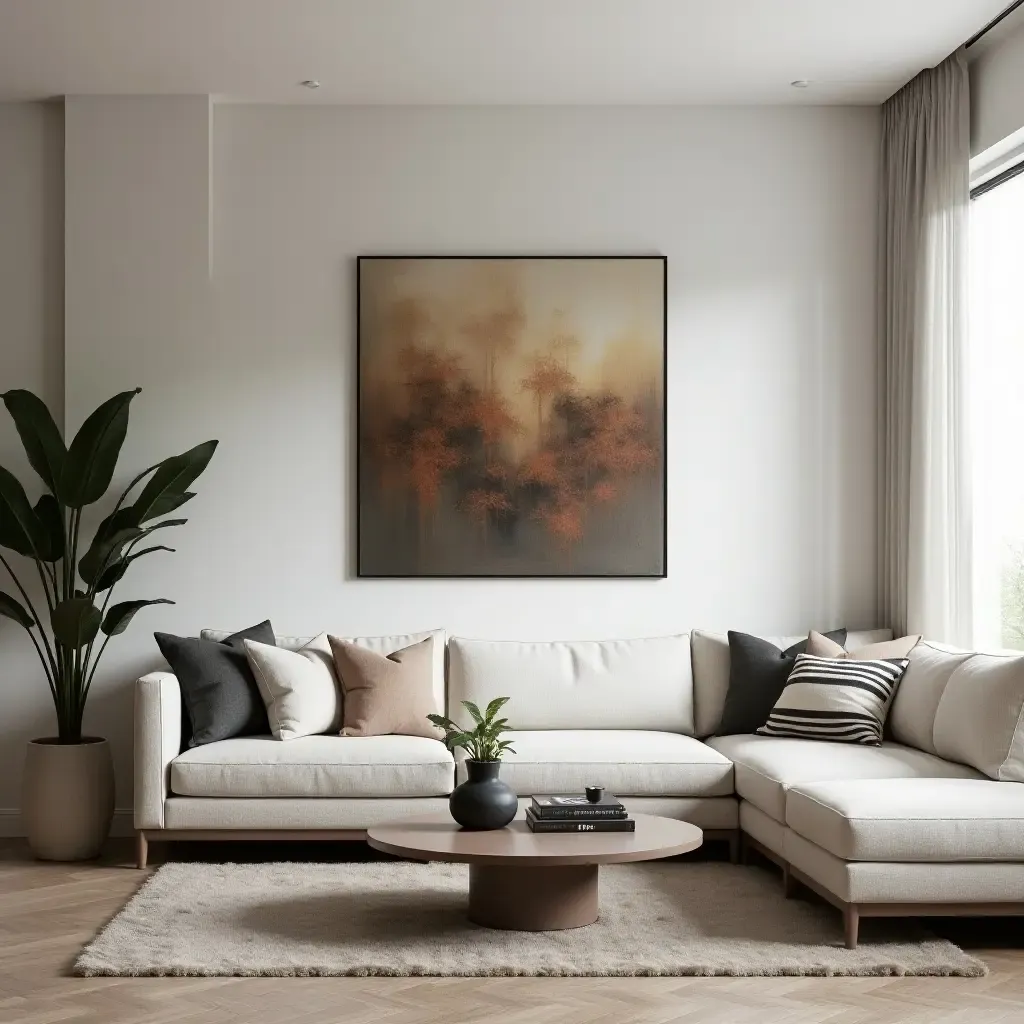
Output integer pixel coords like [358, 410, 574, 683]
[790, 80, 811, 89]
[300, 80, 321, 90]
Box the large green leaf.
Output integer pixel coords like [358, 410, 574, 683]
[50, 597, 101, 649]
[0, 591, 34, 629]
[33, 494, 65, 562]
[0, 465, 46, 558]
[78, 526, 143, 585]
[91, 505, 142, 550]
[79, 519, 186, 585]
[60, 389, 141, 508]
[2, 391, 66, 495]
[130, 440, 217, 523]
[461, 700, 485, 726]
[484, 696, 510, 721]
[94, 544, 175, 592]
[101, 598, 173, 637]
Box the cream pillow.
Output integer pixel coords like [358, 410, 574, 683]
[244, 633, 342, 740]
[807, 630, 921, 661]
[932, 652, 1024, 781]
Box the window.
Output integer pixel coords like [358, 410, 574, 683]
[970, 162, 1024, 650]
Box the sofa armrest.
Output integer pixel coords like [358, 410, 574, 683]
[134, 671, 182, 830]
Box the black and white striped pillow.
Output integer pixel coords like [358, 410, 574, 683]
[755, 654, 909, 745]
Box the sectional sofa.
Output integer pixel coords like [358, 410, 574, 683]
[135, 627, 1024, 947]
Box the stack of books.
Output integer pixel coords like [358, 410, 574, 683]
[526, 793, 635, 832]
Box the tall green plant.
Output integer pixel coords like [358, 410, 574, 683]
[0, 389, 217, 743]
[428, 697, 515, 761]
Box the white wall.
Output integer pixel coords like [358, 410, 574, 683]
[0, 102, 64, 834]
[970, 12, 1024, 157]
[2, 99, 881, 825]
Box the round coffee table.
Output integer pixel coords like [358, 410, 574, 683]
[367, 812, 702, 930]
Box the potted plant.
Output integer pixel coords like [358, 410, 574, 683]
[428, 697, 518, 830]
[0, 388, 217, 860]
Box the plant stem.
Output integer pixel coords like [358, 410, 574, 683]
[62, 503, 73, 597]
[80, 631, 112, 710]
[69, 507, 81, 594]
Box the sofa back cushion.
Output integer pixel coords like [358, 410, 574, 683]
[202, 628, 446, 713]
[690, 629, 893, 738]
[888, 640, 970, 754]
[447, 635, 694, 733]
[932, 651, 1024, 781]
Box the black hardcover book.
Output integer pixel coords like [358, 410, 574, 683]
[526, 808, 635, 833]
[531, 794, 625, 819]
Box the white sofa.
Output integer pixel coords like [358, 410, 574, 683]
[135, 627, 1024, 947]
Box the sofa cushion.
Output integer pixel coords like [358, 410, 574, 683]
[244, 635, 341, 740]
[170, 735, 454, 798]
[718, 629, 848, 737]
[706, 733, 982, 822]
[932, 651, 1024, 782]
[888, 640, 971, 754]
[806, 630, 921, 660]
[755, 653, 909, 746]
[690, 629, 893, 738]
[466, 730, 733, 797]
[329, 635, 442, 737]
[202, 627, 447, 713]
[786, 779, 1024, 862]
[448, 636, 694, 733]
[156, 620, 275, 748]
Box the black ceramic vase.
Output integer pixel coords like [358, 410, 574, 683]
[449, 759, 518, 830]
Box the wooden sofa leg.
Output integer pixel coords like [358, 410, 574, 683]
[782, 862, 796, 898]
[843, 904, 859, 950]
[728, 831, 740, 864]
[136, 830, 148, 870]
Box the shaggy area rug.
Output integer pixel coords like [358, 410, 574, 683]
[76, 861, 986, 978]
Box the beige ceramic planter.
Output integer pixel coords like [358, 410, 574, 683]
[22, 737, 114, 861]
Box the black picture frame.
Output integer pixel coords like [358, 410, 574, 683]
[356, 254, 668, 578]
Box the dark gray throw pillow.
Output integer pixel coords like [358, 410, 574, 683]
[716, 628, 848, 737]
[155, 620, 276, 747]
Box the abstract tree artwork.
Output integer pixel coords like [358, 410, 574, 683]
[357, 257, 666, 577]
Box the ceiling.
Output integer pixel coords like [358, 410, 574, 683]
[0, 0, 1010, 106]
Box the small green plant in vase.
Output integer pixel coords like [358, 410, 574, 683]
[428, 698, 519, 830]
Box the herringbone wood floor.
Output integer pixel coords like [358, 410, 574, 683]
[3, 840, 1024, 1024]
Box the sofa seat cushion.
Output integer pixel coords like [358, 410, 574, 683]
[466, 730, 733, 797]
[707, 734, 982, 822]
[787, 779, 1024, 862]
[170, 735, 455, 798]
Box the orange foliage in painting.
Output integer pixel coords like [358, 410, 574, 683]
[520, 450, 560, 486]
[470, 391, 522, 446]
[520, 355, 574, 435]
[534, 498, 585, 545]
[406, 427, 461, 510]
[368, 300, 661, 553]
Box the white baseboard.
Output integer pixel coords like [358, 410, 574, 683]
[0, 808, 135, 838]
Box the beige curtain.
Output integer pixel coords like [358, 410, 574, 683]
[878, 49, 972, 644]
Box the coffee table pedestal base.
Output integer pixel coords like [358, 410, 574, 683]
[468, 863, 599, 930]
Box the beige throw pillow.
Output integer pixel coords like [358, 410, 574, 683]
[328, 635, 442, 739]
[244, 634, 342, 740]
[807, 630, 921, 661]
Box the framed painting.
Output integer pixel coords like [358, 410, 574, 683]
[357, 256, 667, 577]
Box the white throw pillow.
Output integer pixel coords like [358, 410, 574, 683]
[756, 653, 909, 746]
[244, 633, 342, 740]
